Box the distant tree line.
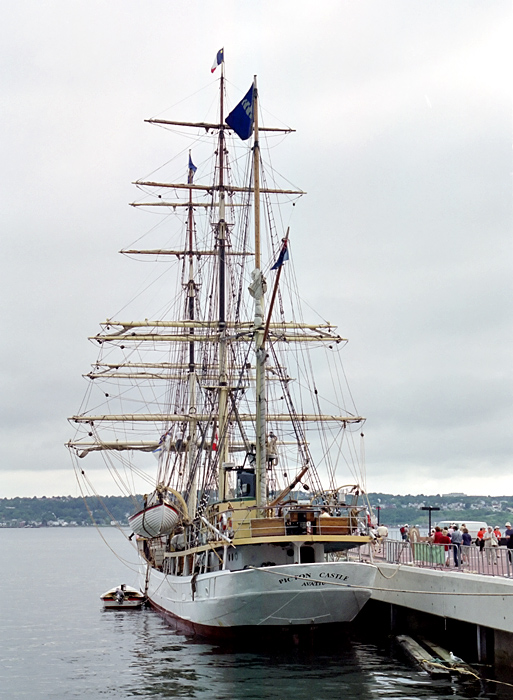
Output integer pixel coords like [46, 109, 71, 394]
[367, 492, 513, 528]
[0, 495, 143, 527]
[1, 492, 512, 528]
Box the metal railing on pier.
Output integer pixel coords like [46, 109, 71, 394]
[350, 538, 513, 578]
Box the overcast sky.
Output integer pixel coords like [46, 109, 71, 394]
[1, 0, 511, 498]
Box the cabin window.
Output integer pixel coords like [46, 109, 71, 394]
[236, 469, 256, 498]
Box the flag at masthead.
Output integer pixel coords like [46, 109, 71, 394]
[225, 83, 254, 141]
[211, 48, 224, 73]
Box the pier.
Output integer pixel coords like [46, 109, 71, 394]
[352, 539, 513, 669]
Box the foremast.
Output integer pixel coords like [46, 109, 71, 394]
[216, 65, 230, 501]
[186, 151, 198, 516]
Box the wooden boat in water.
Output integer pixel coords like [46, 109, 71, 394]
[101, 584, 144, 609]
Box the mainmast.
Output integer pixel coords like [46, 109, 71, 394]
[217, 64, 230, 501]
[251, 77, 267, 514]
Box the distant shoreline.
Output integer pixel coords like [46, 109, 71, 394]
[2, 493, 512, 530]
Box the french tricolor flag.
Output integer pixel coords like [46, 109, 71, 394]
[211, 48, 224, 73]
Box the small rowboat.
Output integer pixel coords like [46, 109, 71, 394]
[101, 584, 144, 609]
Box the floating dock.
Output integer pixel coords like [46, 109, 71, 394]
[395, 635, 451, 676]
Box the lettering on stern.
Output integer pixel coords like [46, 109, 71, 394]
[278, 572, 349, 586]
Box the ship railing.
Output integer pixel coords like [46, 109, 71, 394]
[372, 539, 513, 577]
[249, 507, 366, 538]
[196, 503, 371, 542]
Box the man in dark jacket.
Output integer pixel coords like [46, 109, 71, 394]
[451, 525, 463, 567]
[505, 522, 513, 563]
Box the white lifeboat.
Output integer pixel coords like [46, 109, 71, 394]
[128, 502, 180, 538]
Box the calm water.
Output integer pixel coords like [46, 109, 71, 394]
[1, 528, 511, 699]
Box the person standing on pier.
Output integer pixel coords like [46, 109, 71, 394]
[376, 524, 388, 553]
[504, 522, 513, 563]
[461, 527, 472, 565]
[432, 526, 443, 543]
[483, 526, 498, 564]
[451, 525, 463, 567]
[476, 527, 486, 552]
[438, 528, 452, 566]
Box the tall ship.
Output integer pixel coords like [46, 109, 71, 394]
[68, 53, 377, 637]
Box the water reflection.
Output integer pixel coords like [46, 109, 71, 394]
[105, 609, 498, 700]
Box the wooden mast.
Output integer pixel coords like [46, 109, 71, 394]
[253, 76, 261, 270]
[186, 150, 198, 515]
[217, 61, 230, 501]
[252, 76, 267, 514]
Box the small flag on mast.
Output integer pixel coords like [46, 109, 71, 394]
[188, 152, 197, 184]
[225, 82, 254, 141]
[271, 239, 289, 270]
[211, 48, 224, 73]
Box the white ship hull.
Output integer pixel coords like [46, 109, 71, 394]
[141, 560, 377, 637]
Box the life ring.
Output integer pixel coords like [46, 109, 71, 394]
[218, 513, 228, 531]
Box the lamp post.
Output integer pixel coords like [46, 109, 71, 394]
[375, 505, 381, 526]
[421, 506, 440, 533]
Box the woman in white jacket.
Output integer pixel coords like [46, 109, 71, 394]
[483, 526, 498, 564]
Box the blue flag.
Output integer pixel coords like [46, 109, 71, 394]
[271, 241, 289, 270]
[211, 48, 224, 73]
[226, 83, 254, 141]
[188, 154, 197, 184]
